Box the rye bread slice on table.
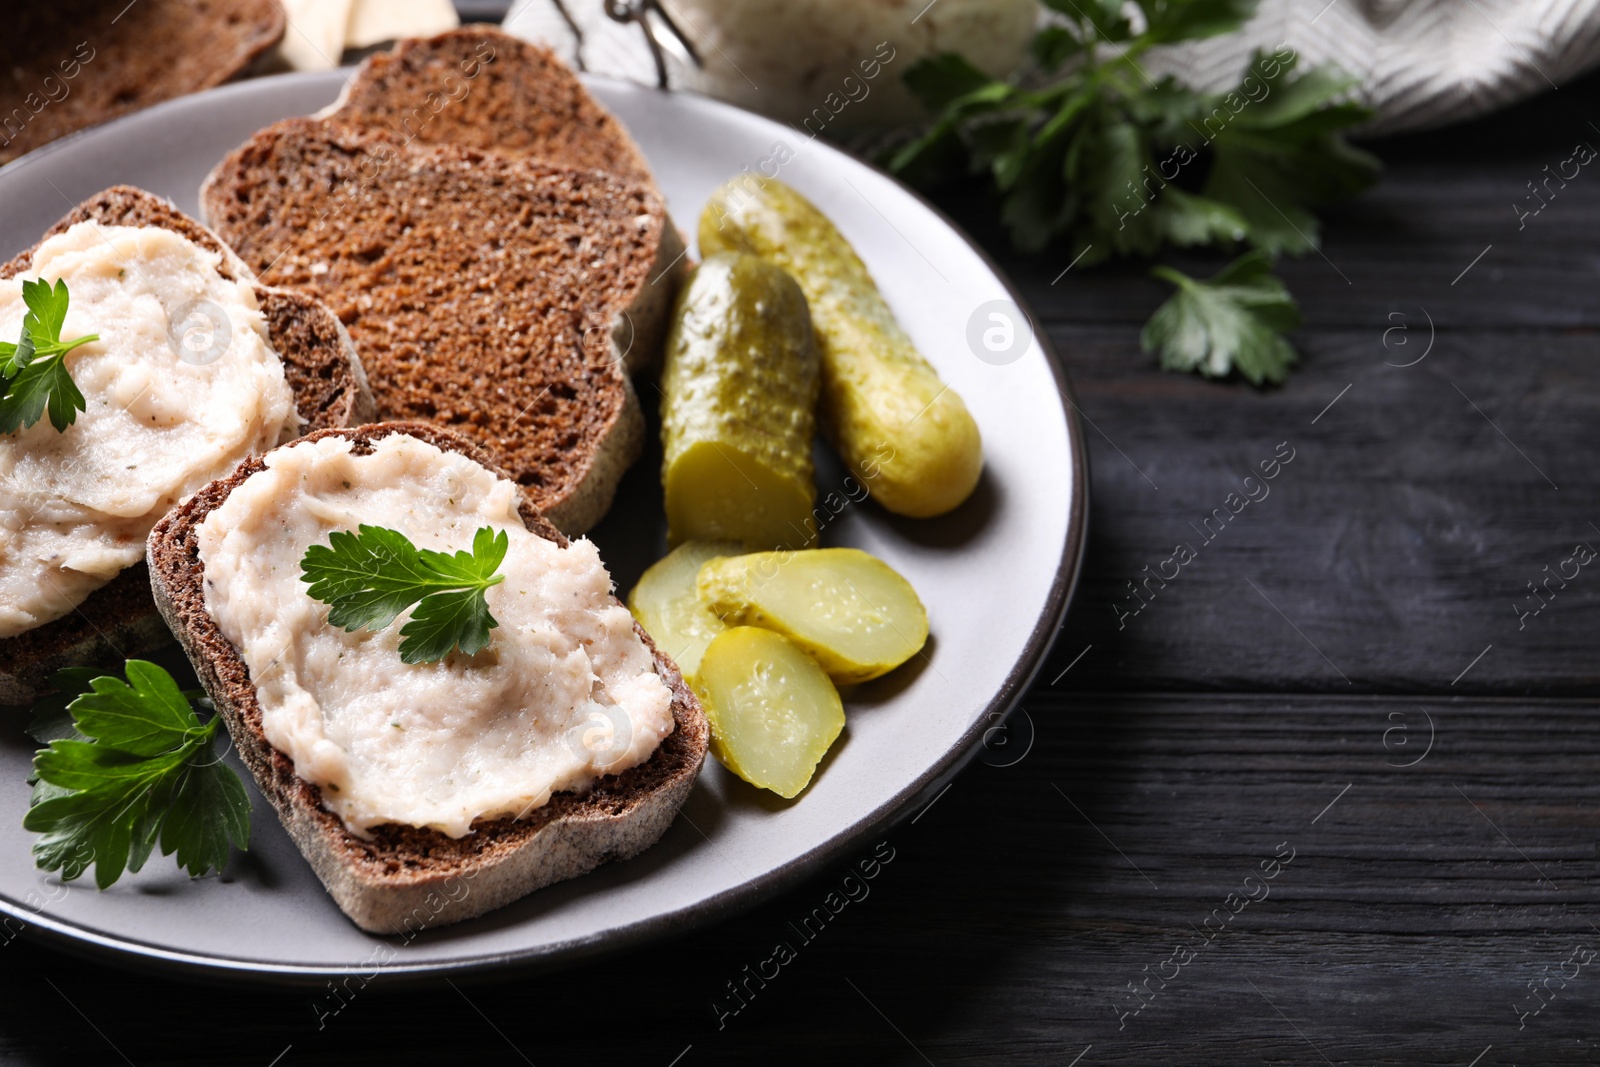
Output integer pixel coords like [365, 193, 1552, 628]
[317, 27, 684, 374]
[201, 117, 683, 534]
[146, 422, 709, 934]
[0, 186, 374, 706]
[0, 0, 285, 167]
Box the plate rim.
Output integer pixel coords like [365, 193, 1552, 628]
[0, 68, 1091, 985]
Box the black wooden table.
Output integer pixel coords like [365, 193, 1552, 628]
[4, 35, 1600, 1067]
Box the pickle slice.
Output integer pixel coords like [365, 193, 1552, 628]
[699, 176, 982, 519]
[697, 626, 844, 798]
[661, 252, 821, 549]
[626, 540, 744, 681]
[696, 548, 929, 685]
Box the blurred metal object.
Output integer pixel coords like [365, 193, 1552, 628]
[547, 0, 588, 70]
[605, 1, 700, 88]
[500, 0, 690, 91]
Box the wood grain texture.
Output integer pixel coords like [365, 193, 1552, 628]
[1040, 322, 1600, 695]
[1, 5, 1597, 1065]
[981, 78, 1600, 696]
[0, 694, 1594, 1065]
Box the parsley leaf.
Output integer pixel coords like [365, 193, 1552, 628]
[888, 2, 1376, 385]
[0, 278, 98, 433]
[300, 524, 509, 664]
[1203, 53, 1381, 255]
[24, 661, 251, 890]
[0, 330, 33, 379]
[1138, 0, 1259, 44]
[903, 51, 997, 111]
[1141, 250, 1301, 384]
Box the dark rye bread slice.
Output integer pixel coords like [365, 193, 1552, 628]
[202, 118, 684, 534]
[324, 26, 655, 185]
[0, 0, 285, 167]
[0, 186, 374, 707]
[318, 27, 683, 376]
[146, 422, 709, 934]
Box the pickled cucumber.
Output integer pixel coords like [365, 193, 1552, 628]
[626, 540, 744, 681]
[699, 176, 983, 519]
[661, 252, 821, 549]
[696, 548, 929, 685]
[697, 626, 845, 798]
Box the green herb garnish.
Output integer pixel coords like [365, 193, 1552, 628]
[1142, 250, 1301, 384]
[0, 278, 98, 432]
[25, 661, 251, 890]
[300, 524, 510, 664]
[888, 0, 1378, 383]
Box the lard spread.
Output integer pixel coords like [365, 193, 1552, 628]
[0, 223, 297, 637]
[195, 432, 676, 838]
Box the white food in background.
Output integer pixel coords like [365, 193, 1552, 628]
[272, 0, 459, 72]
[345, 0, 461, 49]
[0, 224, 296, 637]
[503, 0, 1038, 129]
[662, 0, 1039, 128]
[276, 0, 354, 71]
[196, 433, 676, 840]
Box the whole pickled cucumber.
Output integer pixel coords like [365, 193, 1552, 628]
[699, 176, 983, 518]
[661, 252, 821, 549]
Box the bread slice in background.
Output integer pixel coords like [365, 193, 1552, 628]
[325, 26, 654, 183]
[319, 26, 683, 373]
[0, 186, 374, 706]
[0, 0, 286, 167]
[202, 118, 684, 533]
[147, 422, 709, 934]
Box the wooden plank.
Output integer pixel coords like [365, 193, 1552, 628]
[1, 694, 1593, 1064]
[985, 171, 1600, 333]
[963, 94, 1600, 333]
[3, 14, 1594, 1065]
[1037, 319, 1600, 694]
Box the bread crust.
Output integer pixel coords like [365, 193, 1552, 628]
[146, 422, 708, 934]
[0, 187, 373, 706]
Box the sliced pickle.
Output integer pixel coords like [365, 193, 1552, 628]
[696, 548, 928, 685]
[697, 626, 844, 798]
[626, 540, 745, 681]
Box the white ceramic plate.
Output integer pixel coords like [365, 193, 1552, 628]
[0, 72, 1087, 982]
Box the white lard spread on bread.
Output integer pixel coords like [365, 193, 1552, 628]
[0, 223, 297, 638]
[194, 433, 676, 839]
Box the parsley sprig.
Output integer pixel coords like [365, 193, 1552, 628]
[887, 0, 1379, 384]
[300, 524, 510, 664]
[25, 661, 251, 890]
[0, 278, 98, 433]
[1143, 251, 1300, 384]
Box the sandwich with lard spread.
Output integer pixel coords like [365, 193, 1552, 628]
[0, 187, 371, 704]
[148, 423, 707, 932]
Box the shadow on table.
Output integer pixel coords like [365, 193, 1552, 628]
[0, 670, 1148, 1067]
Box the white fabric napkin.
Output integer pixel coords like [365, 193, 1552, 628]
[1143, 0, 1600, 134]
[501, 0, 1600, 135]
